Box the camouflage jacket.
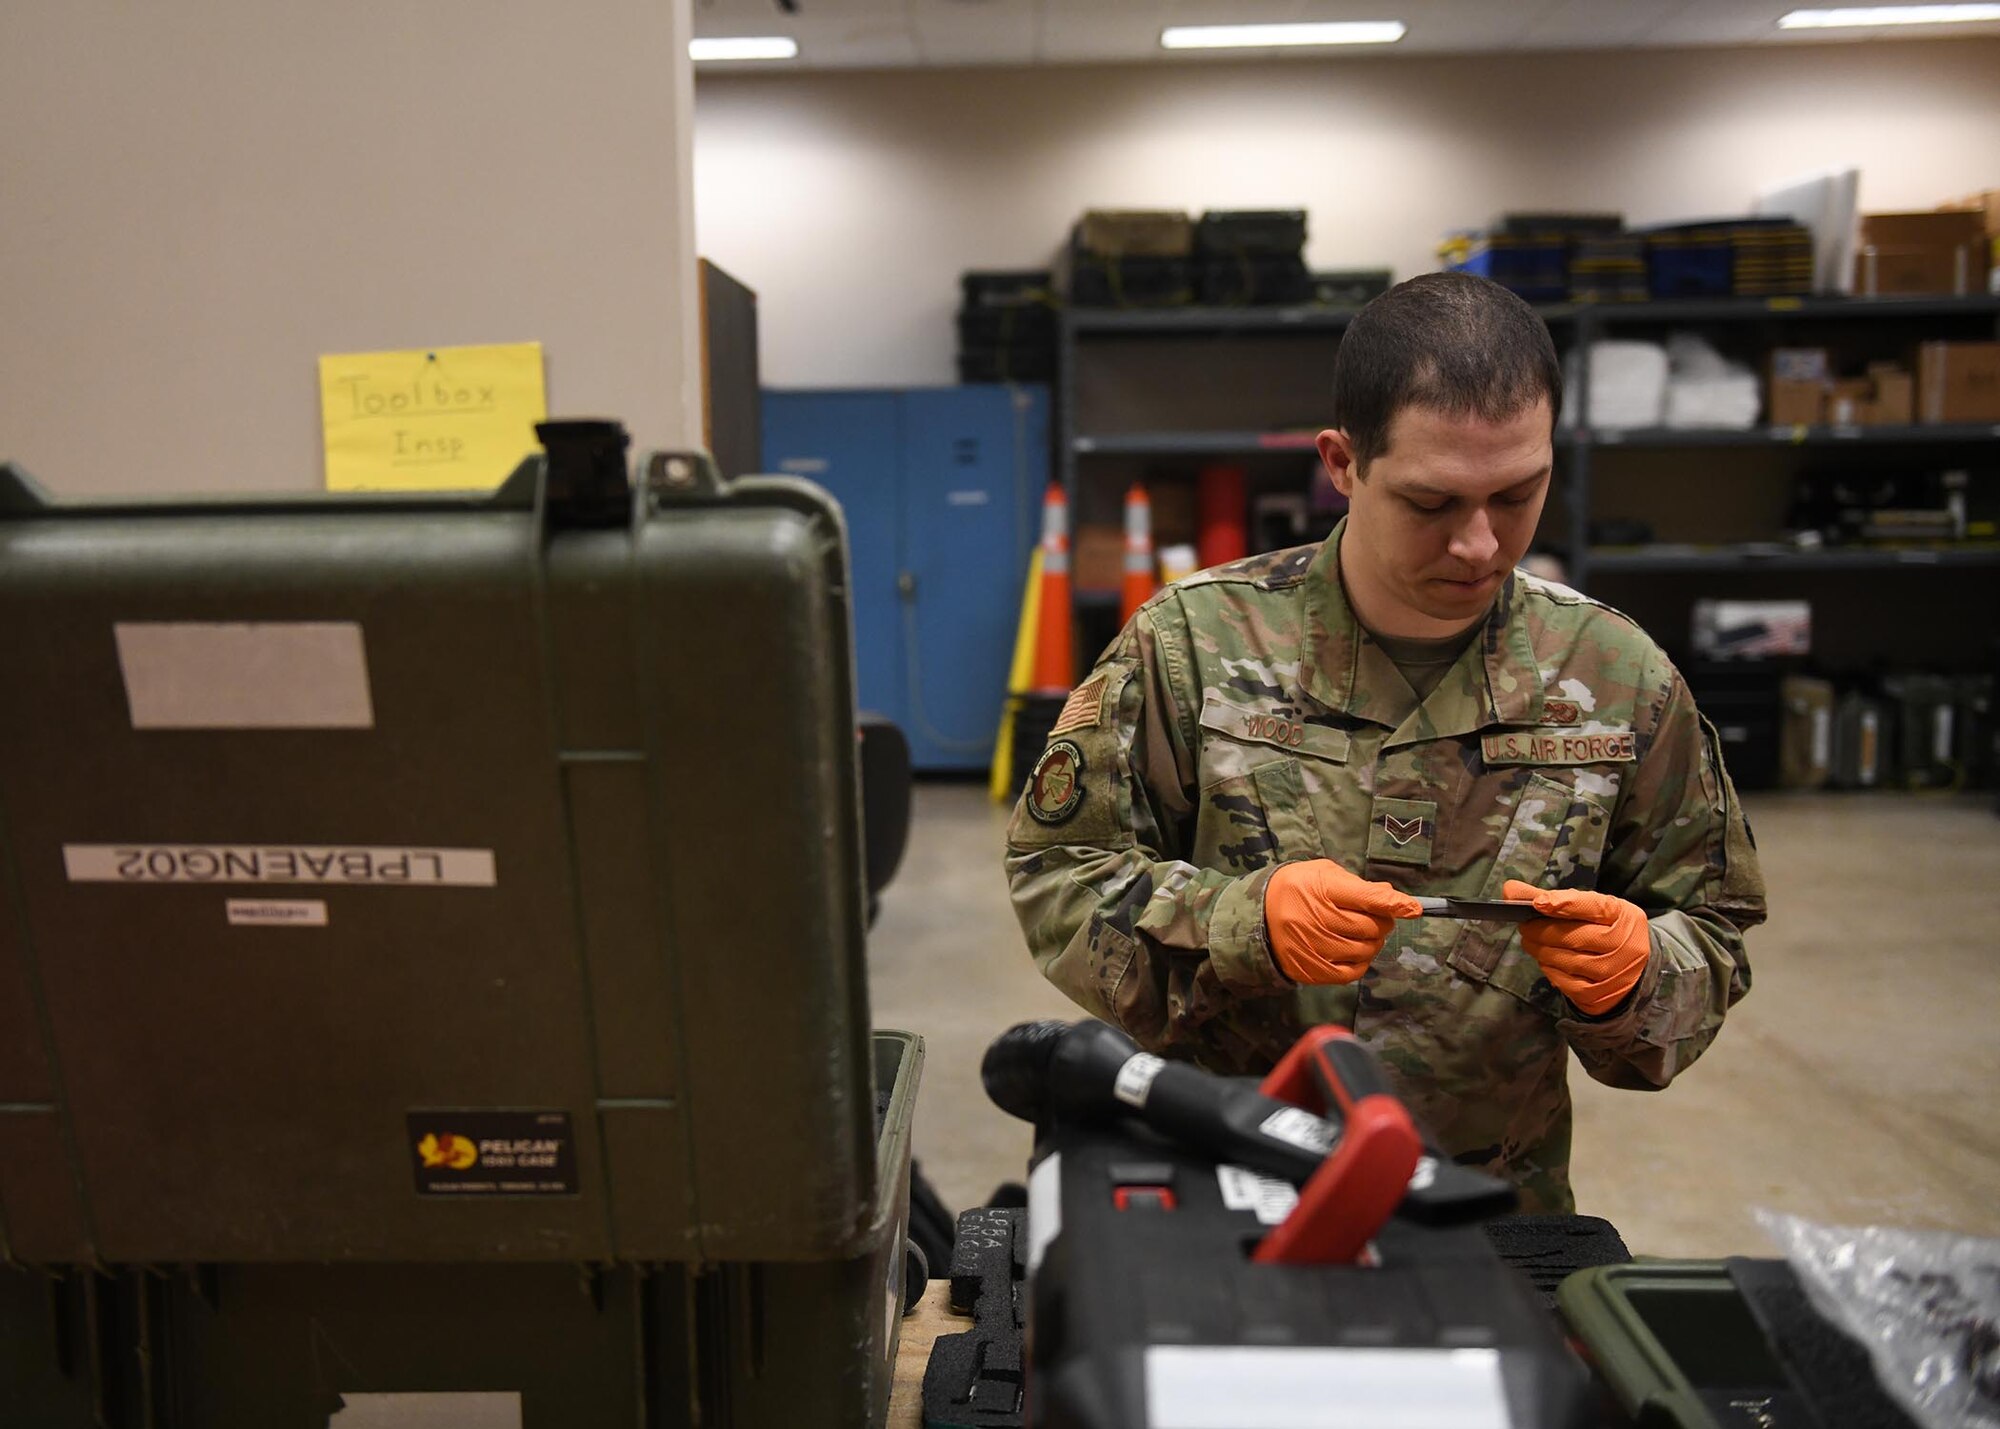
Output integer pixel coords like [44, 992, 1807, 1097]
[1005, 522, 1765, 1213]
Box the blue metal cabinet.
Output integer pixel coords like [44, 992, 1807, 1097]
[760, 391, 907, 736]
[763, 386, 1047, 771]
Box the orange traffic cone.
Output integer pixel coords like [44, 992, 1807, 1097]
[1120, 483, 1159, 624]
[1031, 483, 1075, 692]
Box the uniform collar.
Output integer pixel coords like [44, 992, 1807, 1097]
[1299, 518, 1544, 741]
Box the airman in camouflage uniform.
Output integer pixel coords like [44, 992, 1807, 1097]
[1005, 275, 1765, 1213]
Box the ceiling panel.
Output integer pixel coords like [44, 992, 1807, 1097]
[1514, 0, 1700, 50]
[1644, 0, 1789, 47]
[913, 0, 1038, 66]
[1037, 8, 1172, 64]
[689, 0, 2000, 69]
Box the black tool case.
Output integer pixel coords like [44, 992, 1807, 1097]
[1022, 1117, 1589, 1429]
[1195, 210, 1308, 257]
[1197, 255, 1312, 306]
[0, 437, 922, 1426]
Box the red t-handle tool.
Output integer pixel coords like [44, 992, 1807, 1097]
[1250, 1026, 1423, 1266]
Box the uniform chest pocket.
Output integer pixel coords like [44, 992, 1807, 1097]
[1445, 771, 1612, 1005]
[1192, 754, 1322, 874]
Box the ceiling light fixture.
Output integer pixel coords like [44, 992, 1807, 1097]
[1160, 21, 1407, 50]
[1778, 5, 2000, 26]
[689, 36, 800, 62]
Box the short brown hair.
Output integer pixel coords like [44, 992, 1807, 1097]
[1332, 272, 1562, 467]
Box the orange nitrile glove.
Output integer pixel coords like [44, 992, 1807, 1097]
[1501, 880, 1652, 1016]
[1265, 860, 1424, 985]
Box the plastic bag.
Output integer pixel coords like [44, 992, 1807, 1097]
[1663, 332, 1760, 429]
[1758, 1209, 2000, 1429]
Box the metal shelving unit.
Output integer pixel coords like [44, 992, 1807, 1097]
[1065, 306, 1362, 335]
[1559, 297, 2000, 589]
[1058, 303, 1578, 505]
[1589, 544, 2000, 573]
[1057, 306, 1355, 504]
[1568, 422, 2000, 449]
[1583, 294, 2000, 325]
[1057, 295, 2000, 602]
[1073, 431, 1321, 456]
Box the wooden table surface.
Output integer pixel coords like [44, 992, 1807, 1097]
[887, 1282, 975, 1429]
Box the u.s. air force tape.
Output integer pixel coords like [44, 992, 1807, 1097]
[1480, 729, 1635, 766]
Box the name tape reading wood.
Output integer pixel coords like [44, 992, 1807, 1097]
[65, 845, 496, 887]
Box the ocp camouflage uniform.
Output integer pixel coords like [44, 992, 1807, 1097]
[1005, 521, 1765, 1212]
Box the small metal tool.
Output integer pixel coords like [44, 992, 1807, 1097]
[1411, 896, 1539, 923]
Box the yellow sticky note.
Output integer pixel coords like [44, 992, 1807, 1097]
[319, 342, 546, 491]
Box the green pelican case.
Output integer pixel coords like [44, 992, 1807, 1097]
[0, 437, 921, 1427]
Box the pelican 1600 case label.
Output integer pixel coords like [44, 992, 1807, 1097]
[407, 1110, 577, 1196]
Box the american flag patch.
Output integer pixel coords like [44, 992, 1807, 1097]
[1050, 674, 1108, 735]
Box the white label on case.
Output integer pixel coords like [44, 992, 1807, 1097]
[1144, 1346, 1506, 1429]
[115, 622, 373, 729]
[1216, 1165, 1298, 1226]
[1258, 1106, 1336, 1156]
[65, 844, 495, 887]
[1113, 1053, 1167, 1108]
[226, 899, 328, 927]
[330, 1393, 522, 1428]
[1026, 1153, 1062, 1276]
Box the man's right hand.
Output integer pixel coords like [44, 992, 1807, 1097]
[1264, 860, 1423, 985]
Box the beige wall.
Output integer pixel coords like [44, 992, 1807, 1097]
[1, 1, 702, 497]
[694, 40, 2000, 388]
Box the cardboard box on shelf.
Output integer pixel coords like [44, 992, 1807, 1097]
[1941, 190, 2000, 237]
[1770, 347, 1830, 382]
[1827, 379, 1871, 427]
[1917, 342, 2000, 423]
[1769, 381, 1825, 425]
[1957, 189, 2000, 290]
[1855, 210, 1990, 296]
[1073, 522, 1124, 591]
[1862, 364, 1914, 426]
[1780, 676, 1836, 791]
[1766, 347, 1829, 426]
[1856, 247, 1985, 296]
[1862, 210, 1987, 248]
[1147, 481, 1198, 549]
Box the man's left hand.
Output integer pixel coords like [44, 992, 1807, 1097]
[1501, 880, 1650, 1016]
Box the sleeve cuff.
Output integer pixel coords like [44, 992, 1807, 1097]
[1558, 931, 1664, 1046]
[1208, 864, 1291, 996]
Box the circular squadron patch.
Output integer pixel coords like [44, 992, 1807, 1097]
[1027, 740, 1087, 825]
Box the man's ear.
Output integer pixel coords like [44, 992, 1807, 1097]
[1317, 429, 1361, 498]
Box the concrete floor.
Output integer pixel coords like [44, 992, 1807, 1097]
[868, 783, 2000, 1259]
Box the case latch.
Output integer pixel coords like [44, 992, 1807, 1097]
[642, 450, 727, 504]
[536, 419, 633, 528]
